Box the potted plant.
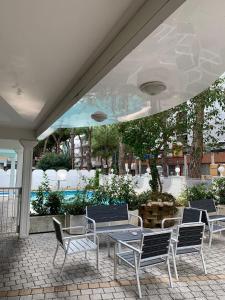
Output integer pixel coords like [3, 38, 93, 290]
[30, 175, 65, 233]
[63, 191, 88, 234]
[138, 191, 177, 228]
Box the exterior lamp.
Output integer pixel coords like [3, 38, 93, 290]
[175, 166, 180, 176]
[110, 168, 114, 174]
[146, 167, 151, 175]
[218, 165, 225, 177]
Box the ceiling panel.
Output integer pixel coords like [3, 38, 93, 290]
[46, 0, 225, 136]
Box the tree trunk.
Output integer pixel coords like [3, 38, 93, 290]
[161, 149, 168, 177]
[52, 134, 61, 154]
[118, 142, 126, 175]
[43, 138, 48, 154]
[78, 135, 84, 169]
[149, 157, 162, 192]
[70, 131, 75, 169]
[189, 97, 205, 178]
[86, 127, 93, 170]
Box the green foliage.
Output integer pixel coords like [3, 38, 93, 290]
[63, 192, 88, 215]
[91, 175, 136, 206]
[85, 169, 101, 190]
[176, 183, 213, 207]
[119, 108, 185, 191]
[45, 191, 64, 215]
[31, 174, 50, 215]
[37, 152, 71, 170]
[92, 125, 119, 160]
[211, 178, 225, 204]
[149, 192, 176, 203]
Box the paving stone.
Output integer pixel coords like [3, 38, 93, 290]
[1, 233, 225, 300]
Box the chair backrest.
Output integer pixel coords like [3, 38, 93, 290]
[200, 210, 209, 226]
[189, 199, 216, 213]
[182, 207, 202, 223]
[52, 217, 64, 248]
[86, 204, 128, 223]
[140, 230, 172, 260]
[176, 223, 205, 249]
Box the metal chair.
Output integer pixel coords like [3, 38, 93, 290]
[114, 230, 174, 299]
[189, 199, 225, 222]
[172, 223, 207, 279]
[162, 207, 202, 229]
[201, 210, 225, 247]
[52, 217, 99, 274]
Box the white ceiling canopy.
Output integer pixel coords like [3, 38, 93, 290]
[0, 0, 147, 137]
[41, 0, 225, 138]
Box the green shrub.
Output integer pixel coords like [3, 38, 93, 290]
[31, 174, 50, 215]
[176, 183, 213, 207]
[45, 191, 64, 215]
[90, 175, 136, 206]
[211, 177, 225, 204]
[63, 191, 88, 215]
[37, 153, 71, 170]
[85, 169, 100, 190]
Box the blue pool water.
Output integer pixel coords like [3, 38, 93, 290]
[30, 190, 93, 201]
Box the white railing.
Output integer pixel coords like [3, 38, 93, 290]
[0, 187, 22, 234]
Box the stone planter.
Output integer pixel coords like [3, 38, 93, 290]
[139, 202, 177, 228]
[30, 214, 65, 233]
[65, 214, 86, 234]
[217, 205, 225, 215]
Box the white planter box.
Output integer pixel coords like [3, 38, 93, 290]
[30, 214, 65, 233]
[29, 209, 141, 235]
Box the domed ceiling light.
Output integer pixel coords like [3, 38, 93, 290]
[91, 111, 107, 122]
[139, 81, 166, 96]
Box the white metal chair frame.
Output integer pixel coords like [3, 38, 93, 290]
[201, 209, 225, 247]
[162, 207, 202, 229]
[172, 222, 207, 279]
[52, 217, 99, 274]
[85, 204, 143, 256]
[113, 230, 174, 299]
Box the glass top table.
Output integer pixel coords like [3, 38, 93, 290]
[108, 228, 153, 243]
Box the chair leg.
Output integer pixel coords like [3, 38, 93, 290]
[53, 244, 59, 266]
[200, 250, 207, 275]
[96, 244, 99, 270]
[209, 232, 213, 247]
[114, 258, 118, 280]
[167, 259, 173, 288]
[60, 252, 67, 275]
[107, 237, 110, 257]
[171, 245, 178, 280]
[134, 254, 142, 299]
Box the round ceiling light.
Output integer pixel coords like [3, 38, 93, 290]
[91, 111, 108, 122]
[139, 81, 167, 96]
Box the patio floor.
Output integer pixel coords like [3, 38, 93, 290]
[1, 232, 225, 299]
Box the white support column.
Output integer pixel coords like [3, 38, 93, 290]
[9, 156, 16, 187]
[16, 148, 23, 187]
[19, 140, 37, 238]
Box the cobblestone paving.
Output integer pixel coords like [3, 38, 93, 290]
[1, 232, 225, 299]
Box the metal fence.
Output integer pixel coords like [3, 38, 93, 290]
[0, 187, 22, 235]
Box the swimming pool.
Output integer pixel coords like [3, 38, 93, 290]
[30, 190, 93, 201]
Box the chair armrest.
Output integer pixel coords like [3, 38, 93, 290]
[128, 213, 143, 229]
[62, 226, 85, 231]
[171, 237, 178, 243]
[161, 217, 182, 229]
[117, 240, 142, 255]
[63, 233, 97, 241]
[85, 216, 96, 230]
